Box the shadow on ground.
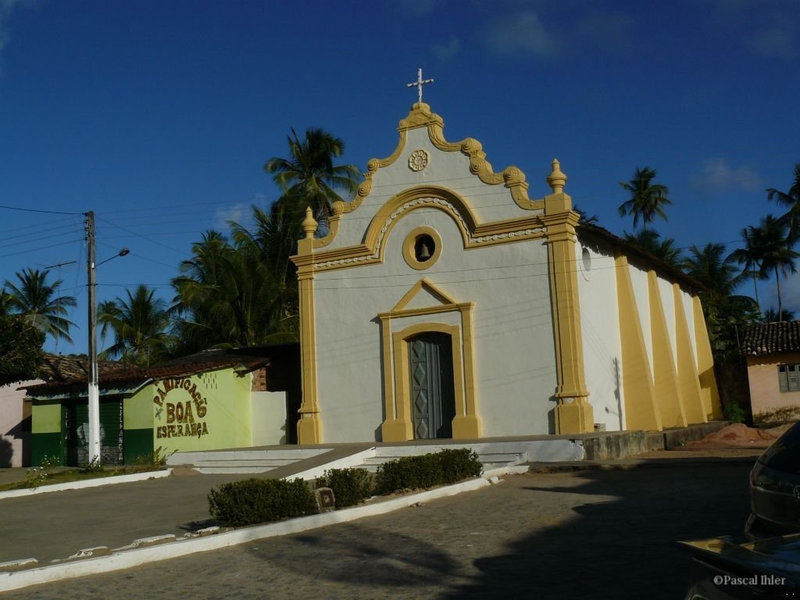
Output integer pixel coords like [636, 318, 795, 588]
[439, 461, 753, 599]
[255, 461, 753, 599]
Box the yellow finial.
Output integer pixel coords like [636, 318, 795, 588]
[547, 158, 567, 194]
[302, 206, 317, 239]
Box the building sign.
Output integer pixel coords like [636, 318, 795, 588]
[153, 377, 209, 439]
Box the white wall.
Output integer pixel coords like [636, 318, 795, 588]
[629, 263, 653, 368]
[658, 277, 678, 368]
[577, 243, 625, 431]
[331, 126, 534, 248]
[250, 391, 288, 446]
[313, 205, 556, 442]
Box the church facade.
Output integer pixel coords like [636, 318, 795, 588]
[291, 102, 721, 444]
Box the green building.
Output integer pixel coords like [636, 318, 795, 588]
[25, 345, 300, 467]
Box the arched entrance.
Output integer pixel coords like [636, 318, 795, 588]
[408, 332, 456, 439]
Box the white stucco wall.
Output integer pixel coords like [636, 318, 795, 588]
[250, 391, 288, 446]
[658, 277, 678, 368]
[682, 290, 697, 359]
[313, 205, 556, 442]
[330, 126, 532, 250]
[576, 243, 625, 431]
[629, 264, 653, 368]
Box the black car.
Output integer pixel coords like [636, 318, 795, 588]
[747, 421, 800, 540]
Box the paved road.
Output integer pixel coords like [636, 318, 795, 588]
[3, 461, 754, 600]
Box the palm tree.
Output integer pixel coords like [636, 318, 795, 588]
[728, 225, 769, 311]
[767, 163, 800, 243]
[682, 244, 744, 304]
[762, 307, 796, 323]
[756, 215, 799, 321]
[171, 229, 295, 353]
[0, 291, 11, 316]
[682, 243, 758, 357]
[98, 285, 172, 366]
[624, 229, 682, 267]
[264, 128, 361, 227]
[573, 203, 599, 225]
[618, 167, 672, 231]
[3, 268, 77, 343]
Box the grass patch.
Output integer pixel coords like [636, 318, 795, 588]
[0, 465, 168, 492]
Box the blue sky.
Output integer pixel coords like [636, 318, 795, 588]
[1, 0, 798, 355]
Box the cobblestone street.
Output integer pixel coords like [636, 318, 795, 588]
[7, 462, 753, 600]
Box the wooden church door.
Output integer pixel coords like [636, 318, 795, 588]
[409, 332, 456, 439]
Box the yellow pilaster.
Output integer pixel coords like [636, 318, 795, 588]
[452, 305, 481, 439]
[692, 296, 723, 419]
[673, 284, 706, 424]
[380, 316, 413, 442]
[295, 208, 322, 444]
[648, 271, 687, 428]
[543, 160, 593, 434]
[615, 255, 661, 431]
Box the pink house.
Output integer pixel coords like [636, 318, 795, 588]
[742, 321, 800, 424]
[0, 380, 34, 467]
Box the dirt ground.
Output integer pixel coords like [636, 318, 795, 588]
[683, 422, 794, 450]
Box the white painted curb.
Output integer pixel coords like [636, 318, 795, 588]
[290, 447, 377, 481]
[0, 469, 172, 500]
[0, 468, 526, 593]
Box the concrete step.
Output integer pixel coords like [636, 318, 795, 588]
[166, 447, 330, 475]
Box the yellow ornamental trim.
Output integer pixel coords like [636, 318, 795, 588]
[332, 102, 542, 226]
[306, 187, 546, 272]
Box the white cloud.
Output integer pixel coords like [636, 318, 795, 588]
[214, 202, 252, 231]
[433, 35, 460, 62]
[782, 273, 800, 314]
[691, 158, 763, 192]
[396, 0, 440, 16]
[747, 20, 797, 59]
[704, 0, 798, 59]
[574, 11, 634, 51]
[485, 11, 559, 58]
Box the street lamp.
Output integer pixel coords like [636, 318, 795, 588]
[86, 209, 129, 466]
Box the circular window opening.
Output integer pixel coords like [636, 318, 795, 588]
[582, 247, 592, 271]
[414, 234, 436, 262]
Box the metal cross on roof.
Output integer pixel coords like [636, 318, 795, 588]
[407, 68, 434, 104]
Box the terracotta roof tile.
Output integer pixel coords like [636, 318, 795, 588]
[26, 343, 299, 395]
[741, 321, 800, 356]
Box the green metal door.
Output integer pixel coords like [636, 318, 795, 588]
[409, 332, 456, 439]
[62, 399, 123, 466]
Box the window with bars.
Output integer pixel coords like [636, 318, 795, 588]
[778, 364, 800, 392]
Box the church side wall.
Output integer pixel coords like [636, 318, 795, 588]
[658, 277, 679, 367]
[313, 207, 557, 442]
[576, 244, 625, 431]
[629, 264, 653, 368]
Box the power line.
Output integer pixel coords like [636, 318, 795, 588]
[0, 204, 84, 216]
[0, 238, 85, 259]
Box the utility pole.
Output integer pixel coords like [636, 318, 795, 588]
[86, 211, 101, 465]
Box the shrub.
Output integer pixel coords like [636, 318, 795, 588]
[724, 400, 747, 424]
[136, 446, 172, 467]
[208, 478, 317, 527]
[24, 455, 59, 489]
[316, 468, 374, 507]
[437, 448, 483, 483]
[375, 448, 482, 495]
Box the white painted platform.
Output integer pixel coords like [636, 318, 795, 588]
[166, 438, 586, 478]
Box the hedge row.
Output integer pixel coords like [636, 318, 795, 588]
[316, 467, 374, 508]
[207, 448, 483, 527]
[208, 477, 317, 527]
[375, 448, 482, 495]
